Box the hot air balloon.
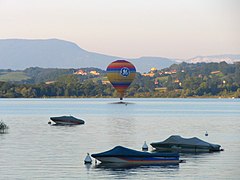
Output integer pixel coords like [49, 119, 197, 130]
[106, 60, 136, 100]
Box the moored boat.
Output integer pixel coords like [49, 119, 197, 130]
[50, 116, 85, 125]
[91, 146, 180, 165]
[151, 135, 221, 153]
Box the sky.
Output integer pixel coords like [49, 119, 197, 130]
[0, 0, 239, 59]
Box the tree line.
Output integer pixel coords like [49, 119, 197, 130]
[0, 62, 240, 98]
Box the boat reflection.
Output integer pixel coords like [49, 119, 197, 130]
[179, 150, 222, 161]
[90, 163, 179, 179]
[94, 162, 179, 170]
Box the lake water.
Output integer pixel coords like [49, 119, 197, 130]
[0, 98, 240, 179]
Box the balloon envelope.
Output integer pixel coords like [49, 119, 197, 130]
[106, 60, 136, 100]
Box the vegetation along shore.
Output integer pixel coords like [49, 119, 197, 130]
[0, 62, 240, 98]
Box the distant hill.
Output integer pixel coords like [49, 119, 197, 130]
[0, 71, 30, 82]
[130, 57, 176, 73]
[0, 39, 118, 69]
[0, 67, 106, 84]
[187, 54, 240, 64]
[0, 39, 177, 72]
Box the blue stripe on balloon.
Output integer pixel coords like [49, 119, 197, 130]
[107, 68, 136, 72]
[111, 82, 131, 86]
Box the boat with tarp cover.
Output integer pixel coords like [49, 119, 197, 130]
[151, 135, 222, 153]
[50, 116, 85, 125]
[91, 146, 180, 165]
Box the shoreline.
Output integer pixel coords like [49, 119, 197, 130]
[0, 96, 238, 99]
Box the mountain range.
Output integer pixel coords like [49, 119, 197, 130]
[187, 54, 240, 64]
[0, 39, 239, 72]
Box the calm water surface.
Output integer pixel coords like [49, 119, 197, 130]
[0, 98, 240, 179]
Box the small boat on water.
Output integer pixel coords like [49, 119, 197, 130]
[50, 116, 85, 125]
[91, 146, 180, 165]
[151, 135, 222, 153]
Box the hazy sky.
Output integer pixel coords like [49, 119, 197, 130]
[0, 0, 239, 59]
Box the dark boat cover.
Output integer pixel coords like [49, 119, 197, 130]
[151, 135, 221, 151]
[91, 146, 179, 158]
[50, 116, 84, 124]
